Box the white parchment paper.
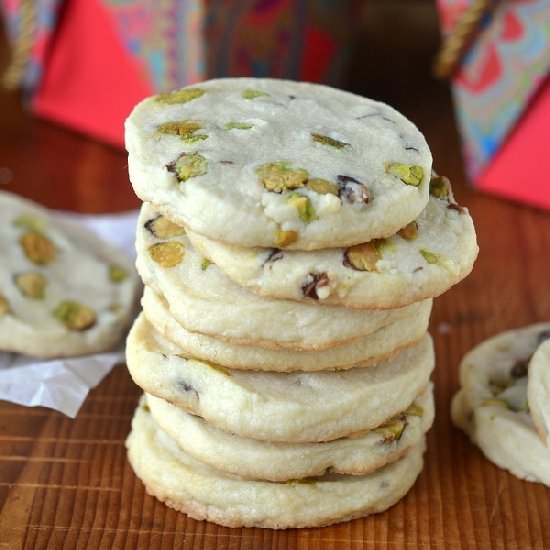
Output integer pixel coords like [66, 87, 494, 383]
[0, 209, 139, 417]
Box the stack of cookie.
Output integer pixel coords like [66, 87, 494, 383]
[124, 78, 478, 528]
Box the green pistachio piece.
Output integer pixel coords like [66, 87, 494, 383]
[385, 162, 424, 186]
[109, 264, 128, 283]
[242, 88, 269, 99]
[275, 229, 298, 247]
[343, 241, 382, 272]
[53, 301, 97, 331]
[375, 417, 407, 442]
[149, 242, 185, 267]
[156, 87, 205, 105]
[200, 258, 212, 271]
[142, 403, 151, 412]
[256, 162, 308, 193]
[19, 230, 56, 265]
[174, 153, 208, 182]
[144, 215, 185, 239]
[14, 272, 46, 299]
[405, 403, 424, 417]
[158, 120, 202, 137]
[419, 248, 439, 264]
[307, 178, 338, 195]
[13, 214, 47, 233]
[182, 134, 208, 144]
[311, 133, 349, 149]
[398, 221, 418, 241]
[429, 175, 451, 199]
[286, 192, 316, 223]
[0, 294, 11, 317]
[225, 121, 253, 130]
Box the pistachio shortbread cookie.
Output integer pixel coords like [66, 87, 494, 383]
[146, 385, 434, 481]
[528, 338, 550, 446]
[126, 315, 434, 442]
[451, 324, 550, 486]
[126, 78, 432, 251]
[135, 202, 431, 350]
[0, 191, 139, 357]
[142, 287, 431, 372]
[127, 403, 426, 529]
[186, 190, 478, 309]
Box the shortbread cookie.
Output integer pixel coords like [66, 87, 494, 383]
[186, 191, 478, 309]
[0, 191, 139, 357]
[452, 324, 550, 486]
[135, 202, 431, 350]
[528, 337, 550, 445]
[126, 316, 434, 442]
[146, 385, 434, 481]
[142, 287, 431, 372]
[126, 78, 432, 250]
[127, 402, 426, 529]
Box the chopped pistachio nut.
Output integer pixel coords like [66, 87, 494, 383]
[208, 363, 232, 376]
[0, 294, 11, 317]
[156, 87, 205, 104]
[286, 192, 316, 223]
[173, 153, 208, 182]
[419, 248, 439, 264]
[53, 301, 97, 331]
[144, 215, 185, 239]
[385, 162, 424, 186]
[109, 264, 128, 283]
[307, 178, 338, 195]
[225, 121, 253, 130]
[429, 174, 451, 199]
[256, 162, 308, 193]
[242, 88, 269, 99]
[311, 133, 349, 149]
[287, 478, 316, 485]
[275, 229, 298, 247]
[142, 403, 151, 412]
[13, 214, 46, 232]
[405, 403, 424, 417]
[375, 417, 407, 442]
[149, 242, 185, 268]
[19, 230, 56, 265]
[481, 398, 509, 409]
[398, 221, 418, 241]
[158, 120, 202, 137]
[14, 272, 46, 299]
[343, 241, 382, 272]
[200, 258, 212, 271]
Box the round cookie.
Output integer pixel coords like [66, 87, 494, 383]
[135, 202, 431, 350]
[0, 191, 139, 358]
[127, 402, 426, 529]
[451, 324, 550, 486]
[125, 77, 432, 251]
[126, 315, 434, 442]
[146, 385, 434, 481]
[142, 286, 431, 372]
[528, 337, 550, 445]
[186, 191, 478, 309]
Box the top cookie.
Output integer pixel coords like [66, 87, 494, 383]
[0, 191, 139, 358]
[126, 78, 432, 250]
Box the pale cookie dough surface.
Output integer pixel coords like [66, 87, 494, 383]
[127, 403, 426, 529]
[135, 202, 431, 350]
[126, 77, 432, 250]
[451, 324, 550, 486]
[146, 385, 434, 481]
[126, 315, 434, 442]
[0, 191, 139, 358]
[142, 287, 431, 372]
[187, 194, 478, 309]
[528, 338, 550, 446]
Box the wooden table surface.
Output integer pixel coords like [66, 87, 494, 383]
[1, 3, 550, 548]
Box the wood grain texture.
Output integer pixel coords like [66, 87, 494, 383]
[1, 2, 550, 548]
